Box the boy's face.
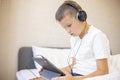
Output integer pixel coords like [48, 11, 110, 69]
[59, 14, 84, 36]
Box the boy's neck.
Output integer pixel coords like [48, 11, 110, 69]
[79, 22, 90, 39]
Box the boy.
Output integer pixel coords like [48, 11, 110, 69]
[52, 0, 110, 80]
[32, 0, 110, 80]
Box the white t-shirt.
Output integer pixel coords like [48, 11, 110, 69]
[69, 25, 110, 75]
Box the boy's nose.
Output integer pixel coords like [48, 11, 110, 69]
[66, 28, 71, 34]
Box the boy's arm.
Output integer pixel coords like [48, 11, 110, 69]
[73, 58, 108, 80]
[60, 57, 76, 73]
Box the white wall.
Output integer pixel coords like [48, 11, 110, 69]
[0, 0, 120, 80]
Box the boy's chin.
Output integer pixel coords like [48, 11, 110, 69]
[70, 34, 78, 37]
[69, 33, 78, 36]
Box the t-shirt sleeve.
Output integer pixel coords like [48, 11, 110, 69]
[93, 32, 110, 59]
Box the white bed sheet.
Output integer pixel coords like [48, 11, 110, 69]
[17, 69, 120, 80]
[84, 71, 120, 80]
[16, 69, 40, 80]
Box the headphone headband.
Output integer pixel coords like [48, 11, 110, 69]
[65, 3, 79, 11]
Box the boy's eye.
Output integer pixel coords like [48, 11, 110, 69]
[67, 24, 72, 27]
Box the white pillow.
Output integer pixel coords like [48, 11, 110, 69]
[32, 46, 70, 70]
[109, 54, 120, 72]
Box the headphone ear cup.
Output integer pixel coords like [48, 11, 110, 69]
[77, 11, 87, 22]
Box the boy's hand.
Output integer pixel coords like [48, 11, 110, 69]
[72, 57, 76, 66]
[52, 72, 74, 80]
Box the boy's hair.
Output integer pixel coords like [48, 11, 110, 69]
[55, 0, 83, 21]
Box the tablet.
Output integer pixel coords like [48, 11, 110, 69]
[33, 55, 65, 79]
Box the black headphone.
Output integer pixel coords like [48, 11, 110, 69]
[64, 1, 87, 22]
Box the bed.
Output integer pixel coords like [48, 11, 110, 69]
[16, 46, 120, 80]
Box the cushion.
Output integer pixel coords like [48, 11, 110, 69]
[32, 46, 70, 70]
[18, 47, 36, 71]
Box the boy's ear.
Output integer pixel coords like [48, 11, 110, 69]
[77, 11, 87, 22]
